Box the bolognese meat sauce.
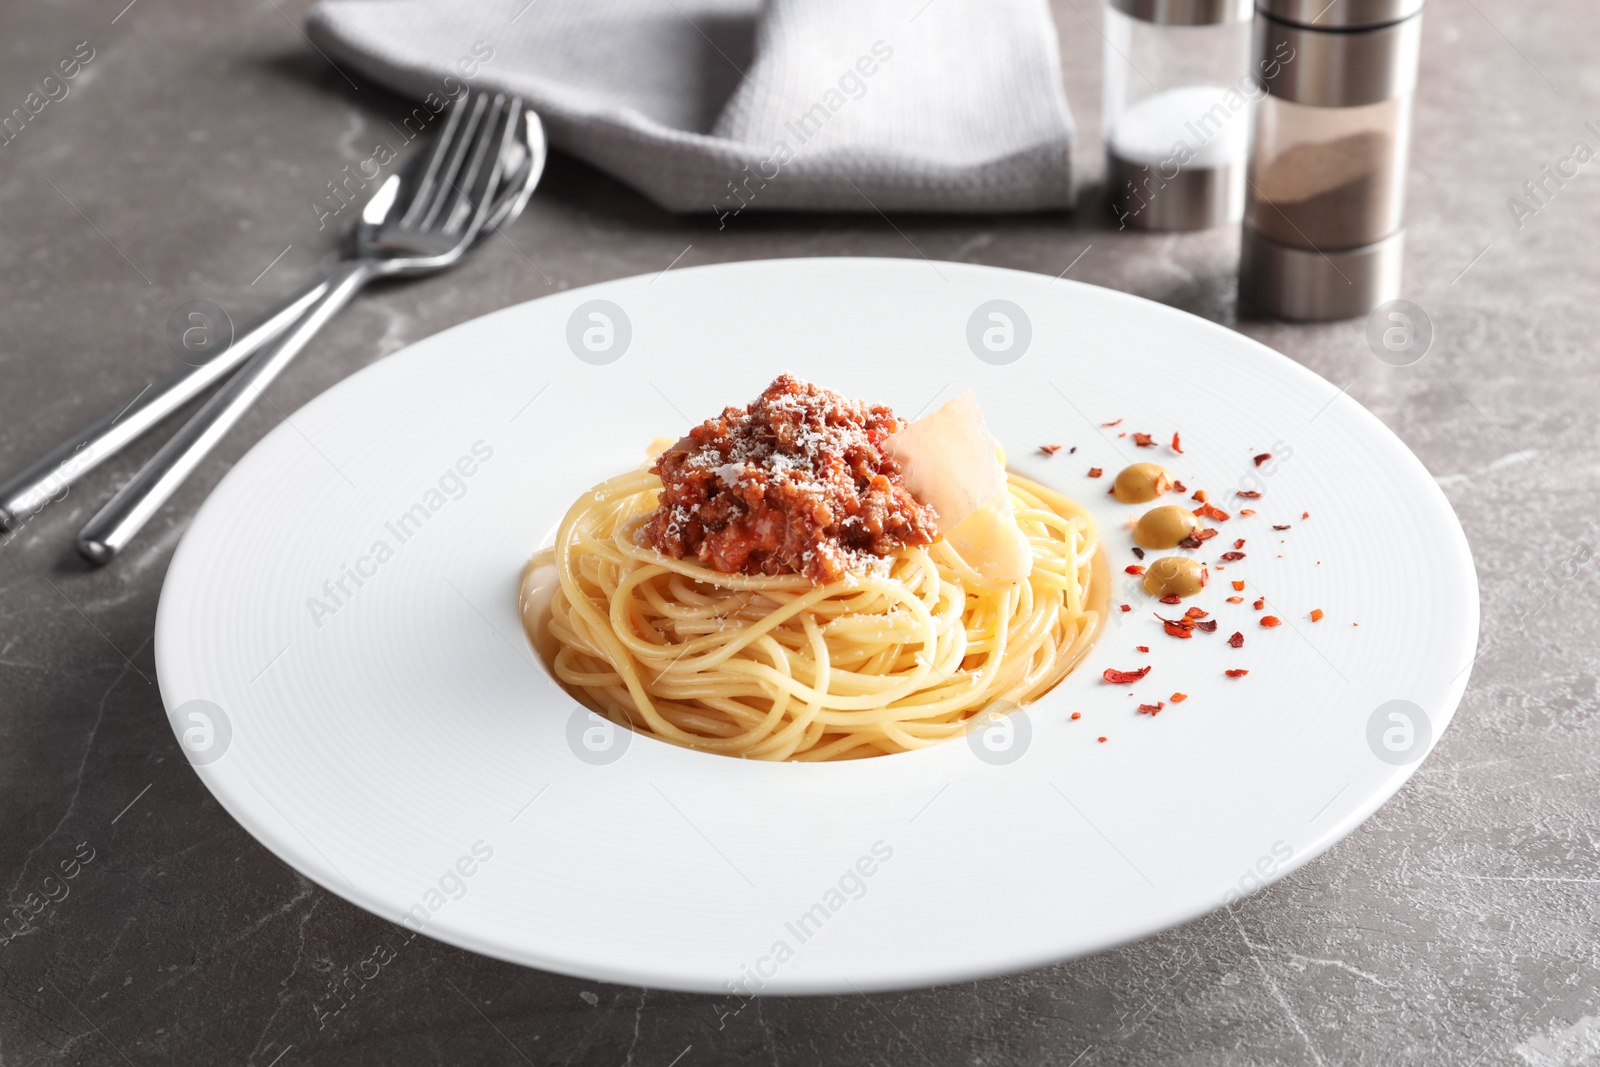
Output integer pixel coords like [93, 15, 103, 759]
[644, 375, 938, 582]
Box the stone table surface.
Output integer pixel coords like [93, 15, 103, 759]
[1, 0, 1597, 1064]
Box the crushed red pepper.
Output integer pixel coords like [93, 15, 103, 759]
[1184, 607, 1209, 619]
[1193, 488, 1209, 503]
[1125, 565, 1145, 575]
[1239, 508, 1257, 516]
[1132, 547, 1146, 560]
[1071, 711, 1082, 720]
[1196, 619, 1218, 633]
[1088, 467, 1103, 478]
[1233, 538, 1246, 550]
[1253, 598, 1265, 610]
[1231, 580, 1246, 591]
[1225, 669, 1250, 678]
[1228, 631, 1244, 648]
[1260, 615, 1282, 628]
[1170, 692, 1188, 703]
[1119, 604, 1132, 613]
[1171, 432, 1183, 454]
[1136, 645, 1150, 653]
[1172, 479, 1187, 493]
[1236, 490, 1262, 499]
[1039, 444, 1062, 456]
[1195, 502, 1231, 522]
[1137, 701, 1166, 716]
[1253, 453, 1272, 467]
[1158, 594, 1182, 605]
[1156, 613, 1195, 639]
[1132, 432, 1156, 448]
[1226, 596, 1244, 604]
[1310, 609, 1325, 622]
[1101, 419, 1123, 427]
[1219, 551, 1246, 561]
[1103, 666, 1152, 684]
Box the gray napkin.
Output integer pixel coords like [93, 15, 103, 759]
[306, 0, 1075, 216]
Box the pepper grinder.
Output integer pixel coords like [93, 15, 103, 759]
[1103, 0, 1255, 231]
[1239, 0, 1425, 320]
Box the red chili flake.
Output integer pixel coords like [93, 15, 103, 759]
[1171, 432, 1184, 454]
[1170, 692, 1188, 703]
[1102, 665, 1152, 684]
[1098, 736, 1108, 743]
[1125, 565, 1145, 576]
[1088, 467, 1104, 478]
[1132, 432, 1156, 448]
[1253, 453, 1272, 467]
[1071, 711, 1082, 720]
[1195, 502, 1231, 522]
[1172, 479, 1187, 493]
[1155, 613, 1195, 639]
[1225, 669, 1250, 678]
[1070, 446, 1078, 454]
[1253, 598, 1265, 610]
[1196, 619, 1218, 633]
[1239, 508, 1257, 516]
[1195, 528, 1219, 541]
[1039, 444, 1062, 456]
[1158, 594, 1182, 605]
[1131, 547, 1146, 560]
[1184, 606, 1209, 619]
[1120, 604, 1132, 613]
[1226, 595, 1243, 604]
[1302, 511, 1310, 520]
[1219, 551, 1246, 561]
[1177, 537, 1200, 550]
[1102, 418, 1123, 427]
[1260, 615, 1282, 628]
[1228, 631, 1244, 648]
[1236, 490, 1262, 499]
[1137, 701, 1166, 716]
[1233, 538, 1246, 550]
[1201, 566, 1210, 588]
[1273, 523, 1291, 531]
[1310, 609, 1325, 622]
[1135, 645, 1150, 653]
[1192, 488, 1209, 503]
[1231, 580, 1246, 591]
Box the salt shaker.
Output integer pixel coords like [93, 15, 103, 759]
[1238, 0, 1425, 320]
[1104, 0, 1255, 231]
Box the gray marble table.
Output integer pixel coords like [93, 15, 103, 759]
[1, 1, 1596, 1064]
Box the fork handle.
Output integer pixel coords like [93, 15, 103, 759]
[0, 277, 332, 531]
[77, 260, 377, 564]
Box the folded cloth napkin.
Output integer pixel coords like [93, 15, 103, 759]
[307, 0, 1075, 216]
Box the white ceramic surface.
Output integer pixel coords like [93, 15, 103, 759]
[154, 258, 1478, 995]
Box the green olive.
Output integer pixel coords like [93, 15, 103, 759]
[1134, 505, 1200, 550]
[1112, 462, 1172, 504]
[1142, 556, 1206, 598]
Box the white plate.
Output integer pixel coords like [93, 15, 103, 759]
[155, 258, 1477, 994]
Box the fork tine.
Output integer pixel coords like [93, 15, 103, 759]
[417, 92, 491, 232]
[441, 96, 522, 238]
[398, 89, 473, 231]
[433, 92, 505, 236]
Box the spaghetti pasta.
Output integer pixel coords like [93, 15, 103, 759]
[520, 465, 1106, 761]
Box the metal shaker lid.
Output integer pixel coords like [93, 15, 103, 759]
[1256, 0, 1424, 29]
[1109, 0, 1253, 25]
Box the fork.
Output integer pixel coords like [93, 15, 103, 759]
[0, 104, 543, 535]
[76, 91, 533, 564]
